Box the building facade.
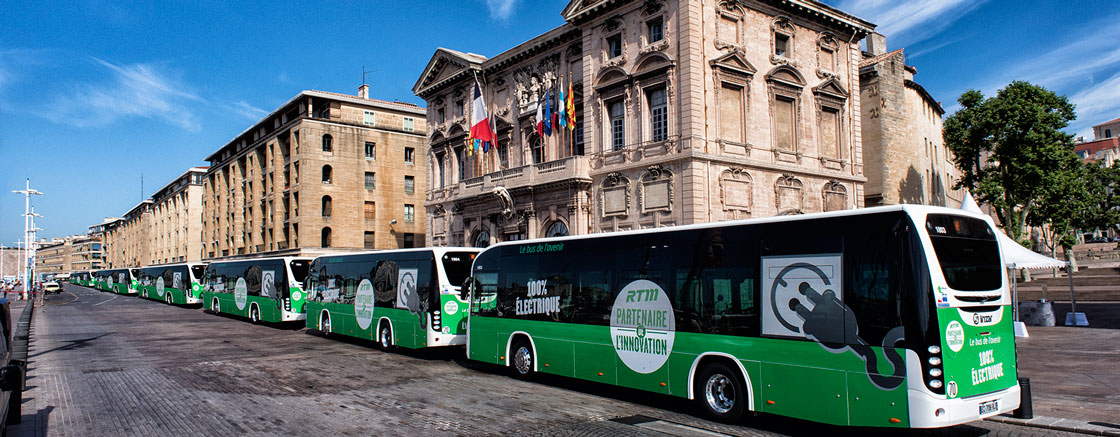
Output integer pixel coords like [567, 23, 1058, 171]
[150, 167, 207, 264]
[859, 33, 962, 207]
[1092, 117, 1120, 141]
[416, 0, 873, 247]
[202, 88, 427, 260]
[104, 200, 153, 268]
[32, 234, 104, 277]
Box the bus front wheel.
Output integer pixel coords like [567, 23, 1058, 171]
[511, 339, 534, 378]
[212, 299, 220, 314]
[166, 293, 173, 305]
[321, 313, 332, 336]
[249, 305, 261, 324]
[695, 362, 745, 422]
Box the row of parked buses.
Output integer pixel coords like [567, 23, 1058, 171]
[67, 206, 1024, 429]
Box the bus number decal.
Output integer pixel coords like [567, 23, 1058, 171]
[610, 279, 675, 374]
[355, 279, 375, 330]
[235, 277, 248, 310]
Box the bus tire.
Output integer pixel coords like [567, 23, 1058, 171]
[695, 362, 745, 422]
[249, 304, 261, 324]
[166, 293, 173, 305]
[212, 298, 220, 314]
[511, 338, 534, 378]
[321, 312, 332, 336]
[378, 322, 392, 350]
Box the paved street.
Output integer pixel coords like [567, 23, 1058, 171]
[5, 284, 1105, 436]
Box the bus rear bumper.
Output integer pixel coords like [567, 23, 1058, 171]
[907, 384, 1020, 428]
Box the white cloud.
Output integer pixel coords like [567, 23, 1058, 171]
[223, 100, 269, 121]
[1069, 72, 1120, 138]
[37, 58, 203, 131]
[485, 0, 518, 20]
[832, 0, 988, 48]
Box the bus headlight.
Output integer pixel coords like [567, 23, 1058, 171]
[929, 356, 942, 366]
[929, 379, 943, 389]
[929, 368, 942, 377]
[928, 345, 941, 354]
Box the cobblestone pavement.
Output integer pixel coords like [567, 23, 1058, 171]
[4, 285, 1100, 436]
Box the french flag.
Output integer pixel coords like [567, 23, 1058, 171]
[469, 81, 494, 145]
[536, 92, 545, 137]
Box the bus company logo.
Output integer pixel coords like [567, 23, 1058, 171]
[610, 279, 675, 374]
[354, 279, 375, 330]
[945, 320, 965, 353]
[107, 275, 114, 288]
[973, 313, 992, 325]
[156, 277, 165, 297]
[516, 279, 559, 316]
[234, 277, 248, 310]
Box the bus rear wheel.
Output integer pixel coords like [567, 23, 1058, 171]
[249, 305, 261, 324]
[166, 293, 173, 305]
[321, 313, 332, 336]
[212, 299, 220, 314]
[695, 362, 745, 422]
[378, 323, 392, 350]
[511, 339, 534, 378]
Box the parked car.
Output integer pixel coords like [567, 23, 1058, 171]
[0, 298, 25, 433]
[42, 281, 61, 294]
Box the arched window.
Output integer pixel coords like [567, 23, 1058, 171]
[473, 229, 491, 248]
[322, 134, 333, 152]
[545, 221, 569, 238]
[321, 227, 332, 248]
[322, 165, 332, 184]
[321, 195, 332, 217]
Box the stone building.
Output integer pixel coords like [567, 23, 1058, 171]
[859, 33, 962, 207]
[33, 234, 104, 276]
[1092, 117, 1120, 141]
[150, 167, 207, 264]
[416, 0, 873, 247]
[202, 87, 427, 259]
[104, 200, 153, 268]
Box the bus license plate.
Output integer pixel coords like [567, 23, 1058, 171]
[978, 400, 999, 416]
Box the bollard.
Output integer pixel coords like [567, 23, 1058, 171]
[1014, 377, 1033, 419]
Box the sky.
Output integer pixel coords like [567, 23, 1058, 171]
[2, 0, 1118, 246]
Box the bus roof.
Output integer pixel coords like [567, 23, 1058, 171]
[478, 204, 990, 253]
[307, 247, 480, 263]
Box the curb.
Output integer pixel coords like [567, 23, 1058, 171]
[987, 414, 1120, 436]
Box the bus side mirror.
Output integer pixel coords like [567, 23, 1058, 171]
[459, 277, 473, 301]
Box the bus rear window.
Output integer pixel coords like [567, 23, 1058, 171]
[190, 265, 206, 281]
[442, 252, 475, 287]
[289, 260, 310, 285]
[925, 214, 1001, 291]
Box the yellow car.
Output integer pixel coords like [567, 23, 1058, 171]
[42, 281, 61, 294]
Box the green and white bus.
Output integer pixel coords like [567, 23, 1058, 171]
[94, 268, 139, 295]
[70, 271, 89, 286]
[201, 257, 312, 323]
[305, 248, 479, 349]
[463, 205, 1020, 428]
[138, 263, 208, 305]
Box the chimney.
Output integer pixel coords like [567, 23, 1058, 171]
[358, 84, 369, 99]
[866, 32, 887, 56]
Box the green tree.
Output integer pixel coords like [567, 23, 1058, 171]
[1029, 155, 1086, 255]
[944, 81, 1078, 240]
[1076, 161, 1120, 236]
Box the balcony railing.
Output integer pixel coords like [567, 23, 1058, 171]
[429, 155, 590, 205]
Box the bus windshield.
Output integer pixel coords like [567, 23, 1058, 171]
[441, 252, 474, 287]
[925, 214, 1001, 291]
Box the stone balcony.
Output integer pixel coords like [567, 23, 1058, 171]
[426, 155, 592, 206]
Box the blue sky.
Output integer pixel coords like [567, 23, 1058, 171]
[2, 0, 1118, 246]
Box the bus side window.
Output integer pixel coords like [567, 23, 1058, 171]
[246, 266, 263, 297]
[372, 259, 398, 307]
[498, 246, 537, 318]
[845, 217, 904, 346]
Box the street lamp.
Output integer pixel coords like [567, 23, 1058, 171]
[13, 178, 44, 298]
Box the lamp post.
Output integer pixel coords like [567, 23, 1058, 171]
[14, 178, 44, 298]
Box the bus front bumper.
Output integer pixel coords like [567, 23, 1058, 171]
[907, 384, 1021, 428]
